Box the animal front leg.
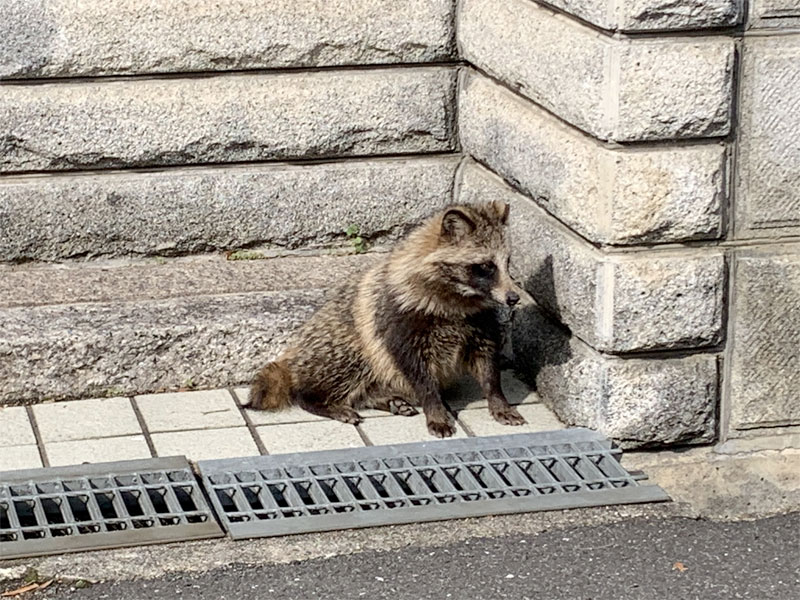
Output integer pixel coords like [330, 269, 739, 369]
[470, 352, 526, 426]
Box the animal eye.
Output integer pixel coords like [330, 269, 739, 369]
[471, 262, 497, 278]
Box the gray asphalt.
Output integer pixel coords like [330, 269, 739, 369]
[16, 512, 800, 599]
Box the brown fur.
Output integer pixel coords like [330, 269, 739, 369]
[248, 201, 530, 438]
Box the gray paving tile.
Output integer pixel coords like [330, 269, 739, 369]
[33, 397, 141, 442]
[444, 372, 540, 412]
[136, 389, 244, 432]
[256, 421, 365, 454]
[0, 406, 36, 447]
[457, 404, 565, 437]
[0, 445, 42, 471]
[151, 427, 259, 460]
[45, 435, 152, 467]
[359, 413, 467, 446]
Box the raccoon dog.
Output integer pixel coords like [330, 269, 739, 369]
[247, 201, 528, 438]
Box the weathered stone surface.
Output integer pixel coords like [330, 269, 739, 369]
[0, 156, 458, 262]
[736, 36, 800, 238]
[459, 72, 725, 245]
[458, 0, 734, 141]
[459, 161, 726, 353]
[0, 67, 457, 173]
[749, 0, 800, 29]
[624, 447, 800, 519]
[512, 304, 718, 448]
[0, 0, 456, 79]
[0, 254, 379, 309]
[729, 249, 800, 430]
[0, 254, 374, 404]
[545, 0, 741, 31]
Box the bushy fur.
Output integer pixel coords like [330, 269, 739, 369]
[248, 201, 529, 438]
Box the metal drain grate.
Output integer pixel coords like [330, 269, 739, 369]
[0, 457, 223, 559]
[198, 428, 669, 539]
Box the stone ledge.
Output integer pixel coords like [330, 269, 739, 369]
[512, 304, 718, 448]
[459, 71, 726, 245]
[0, 156, 459, 262]
[542, 0, 741, 32]
[0, 0, 456, 79]
[0, 67, 457, 173]
[458, 0, 735, 142]
[458, 160, 726, 354]
[0, 253, 373, 404]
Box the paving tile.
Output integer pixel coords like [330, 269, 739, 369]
[256, 421, 365, 455]
[359, 414, 467, 446]
[151, 427, 259, 460]
[456, 404, 565, 437]
[135, 389, 244, 432]
[0, 445, 42, 471]
[33, 397, 142, 442]
[444, 372, 540, 412]
[45, 436, 152, 467]
[0, 406, 36, 447]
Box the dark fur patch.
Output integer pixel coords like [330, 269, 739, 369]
[374, 289, 440, 403]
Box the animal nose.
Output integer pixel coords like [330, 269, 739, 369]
[506, 291, 520, 306]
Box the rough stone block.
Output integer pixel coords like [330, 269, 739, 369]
[512, 305, 719, 448]
[0, 156, 458, 262]
[0, 254, 373, 404]
[458, 161, 726, 353]
[736, 36, 800, 238]
[729, 249, 800, 430]
[749, 0, 800, 29]
[544, 0, 741, 31]
[458, 0, 734, 141]
[0, 67, 457, 173]
[0, 0, 456, 79]
[459, 72, 725, 245]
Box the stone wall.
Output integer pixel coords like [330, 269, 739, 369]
[456, 0, 799, 447]
[2, 0, 799, 447]
[0, 0, 460, 261]
[0, 0, 460, 403]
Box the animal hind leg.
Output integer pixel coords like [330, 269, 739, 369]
[364, 395, 419, 417]
[296, 393, 363, 425]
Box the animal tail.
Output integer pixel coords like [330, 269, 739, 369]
[248, 360, 293, 411]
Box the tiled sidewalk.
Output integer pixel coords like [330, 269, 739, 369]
[0, 372, 564, 471]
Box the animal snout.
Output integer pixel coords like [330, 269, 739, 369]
[505, 291, 520, 306]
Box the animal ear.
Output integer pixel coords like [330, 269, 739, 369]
[490, 200, 510, 224]
[441, 207, 476, 241]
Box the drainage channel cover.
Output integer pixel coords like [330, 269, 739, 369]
[198, 428, 669, 539]
[0, 456, 223, 559]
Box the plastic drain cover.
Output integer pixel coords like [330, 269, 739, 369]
[0, 456, 223, 559]
[198, 428, 669, 539]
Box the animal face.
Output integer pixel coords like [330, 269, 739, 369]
[433, 201, 526, 309]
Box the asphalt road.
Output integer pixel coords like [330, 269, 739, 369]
[16, 512, 800, 600]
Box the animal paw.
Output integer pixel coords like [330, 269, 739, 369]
[334, 409, 364, 425]
[389, 397, 419, 417]
[491, 405, 527, 426]
[427, 418, 456, 438]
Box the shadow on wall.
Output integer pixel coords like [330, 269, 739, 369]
[511, 254, 573, 389]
